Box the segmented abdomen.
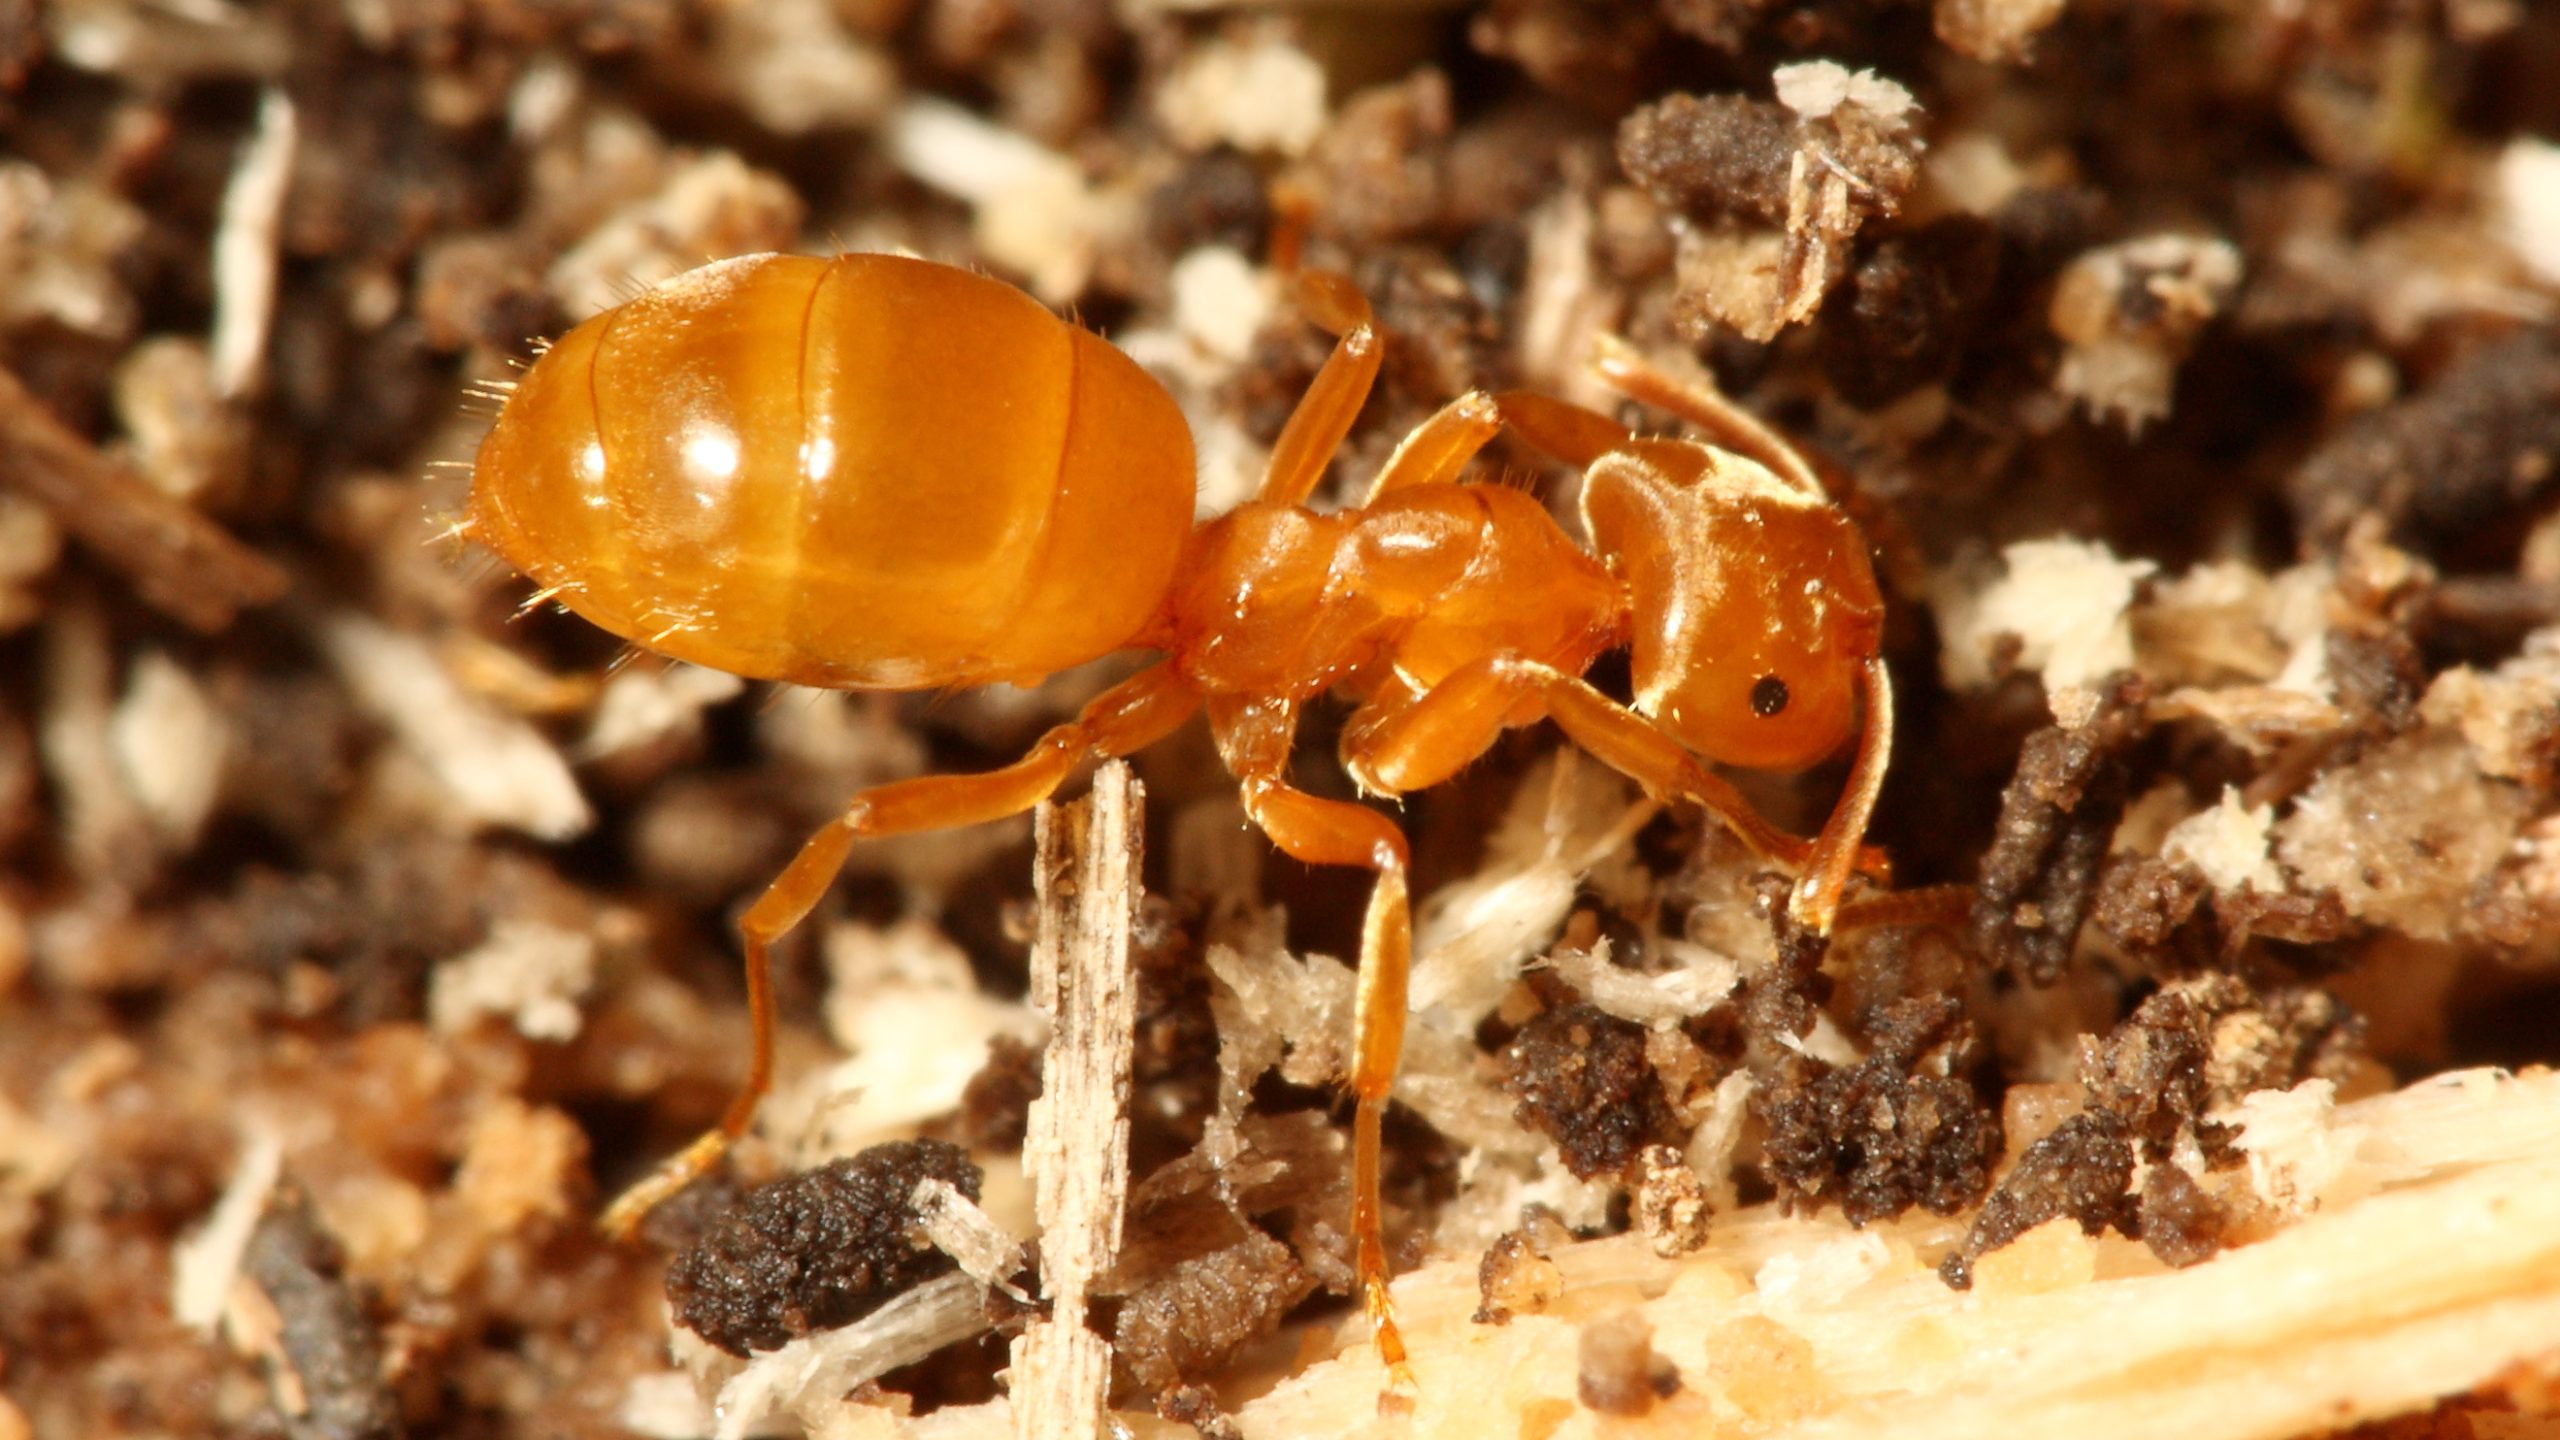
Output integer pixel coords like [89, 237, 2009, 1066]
[469, 252, 1196, 689]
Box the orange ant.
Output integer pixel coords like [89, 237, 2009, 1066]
[463, 251, 1911, 1380]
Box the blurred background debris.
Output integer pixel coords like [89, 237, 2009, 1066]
[4, 0, 2560, 1435]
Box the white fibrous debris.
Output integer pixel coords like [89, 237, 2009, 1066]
[317, 612, 593, 841]
[0, 161, 146, 338]
[1205, 932, 1354, 1092]
[2265, 564, 2336, 696]
[2275, 730, 2528, 941]
[2161, 787, 2284, 894]
[2220, 1079, 2367, 1217]
[506, 56, 578, 143]
[756, 691, 925, 789]
[115, 337, 248, 504]
[2050, 234, 2243, 433]
[2140, 556, 2344, 753]
[2138, 559, 2334, 698]
[208, 88, 294, 399]
[0, 1090, 73, 1205]
[1776, 1012, 1863, 1068]
[1925, 133, 2028, 217]
[909, 1178, 1024, 1295]
[883, 98, 1126, 305]
[1167, 246, 1270, 365]
[428, 920, 598, 1043]
[1936, 538, 2157, 695]
[1684, 1070, 1756, 1210]
[680, 1274, 991, 1440]
[1411, 754, 1650, 1022]
[170, 1123, 284, 1332]
[109, 650, 227, 850]
[2498, 137, 2560, 287]
[46, 599, 155, 880]
[1772, 61, 1917, 125]
[1443, 1155, 1621, 1245]
[1753, 1230, 1892, 1308]
[2276, 212, 2553, 351]
[1155, 32, 1327, 158]
[707, 0, 895, 136]
[1933, 0, 2070, 62]
[793, 918, 1043, 1162]
[1673, 228, 1790, 344]
[1541, 939, 1739, 1028]
[545, 153, 804, 321]
[2417, 629, 2560, 784]
[0, 490, 63, 633]
[1764, 64, 1922, 340]
[1012, 770, 1138, 1440]
[1512, 192, 1616, 405]
[615, 1372, 707, 1440]
[577, 662, 746, 760]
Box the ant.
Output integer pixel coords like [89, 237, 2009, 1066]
[462, 250, 1922, 1382]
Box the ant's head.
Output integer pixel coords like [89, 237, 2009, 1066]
[1582, 442, 1884, 773]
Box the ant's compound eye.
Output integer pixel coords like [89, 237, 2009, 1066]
[1750, 675, 1790, 718]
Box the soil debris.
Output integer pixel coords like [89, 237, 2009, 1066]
[1970, 675, 2151, 984]
[1502, 998, 1684, 1180]
[666, 1140, 984, 1358]
[241, 1190, 404, 1440]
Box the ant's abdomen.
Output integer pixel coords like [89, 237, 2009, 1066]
[469, 253, 1196, 690]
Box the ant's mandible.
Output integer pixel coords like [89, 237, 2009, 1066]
[462, 251, 1905, 1379]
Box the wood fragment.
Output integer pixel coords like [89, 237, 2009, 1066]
[695, 1272, 993, 1440]
[856, 1066, 2560, 1438]
[912, 1176, 1027, 1300]
[1219, 1067, 2560, 1438]
[1010, 762, 1142, 1440]
[0, 365, 287, 632]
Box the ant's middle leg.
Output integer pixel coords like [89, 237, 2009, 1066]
[1360, 391, 1504, 503]
[598, 662, 1201, 1239]
[1260, 272, 1382, 507]
[1206, 694, 1416, 1392]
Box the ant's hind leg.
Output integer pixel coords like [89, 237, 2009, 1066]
[1259, 272, 1383, 507]
[597, 663, 1201, 1241]
[1209, 695, 1417, 1396]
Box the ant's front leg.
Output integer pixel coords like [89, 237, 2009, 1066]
[1586, 334, 1828, 499]
[596, 663, 1200, 1240]
[1342, 656, 1891, 928]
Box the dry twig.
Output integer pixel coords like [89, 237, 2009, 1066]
[1010, 761, 1143, 1440]
[0, 365, 286, 632]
